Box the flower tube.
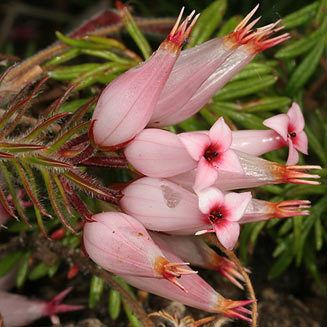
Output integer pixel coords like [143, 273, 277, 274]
[241, 199, 311, 223]
[150, 232, 246, 289]
[124, 128, 196, 178]
[170, 151, 321, 191]
[0, 288, 83, 327]
[150, 7, 289, 127]
[231, 103, 308, 164]
[83, 212, 197, 290]
[121, 237, 253, 322]
[90, 8, 199, 150]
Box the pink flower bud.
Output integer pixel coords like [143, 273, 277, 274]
[121, 235, 253, 322]
[169, 151, 321, 191]
[0, 288, 83, 326]
[179, 117, 243, 191]
[83, 212, 196, 290]
[241, 199, 311, 223]
[124, 128, 196, 178]
[149, 6, 289, 127]
[149, 232, 246, 289]
[90, 9, 199, 150]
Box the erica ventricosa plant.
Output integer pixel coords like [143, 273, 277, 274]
[0, 1, 324, 326]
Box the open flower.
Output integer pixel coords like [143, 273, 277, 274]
[263, 102, 308, 165]
[197, 188, 252, 249]
[179, 117, 243, 191]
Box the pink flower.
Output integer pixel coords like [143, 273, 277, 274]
[83, 212, 197, 290]
[0, 288, 83, 326]
[263, 102, 308, 165]
[90, 9, 199, 150]
[197, 188, 252, 249]
[179, 117, 243, 191]
[124, 128, 196, 178]
[241, 199, 311, 223]
[150, 232, 246, 289]
[149, 6, 289, 127]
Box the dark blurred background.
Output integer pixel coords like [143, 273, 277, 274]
[0, 0, 315, 57]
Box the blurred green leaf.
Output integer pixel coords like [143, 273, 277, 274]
[217, 15, 242, 36]
[108, 289, 122, 320]
[269, 244, 293, 279]
[282, 2, 319, 29]
[188, 0, 227, 47]
[16, 252, 30, 288]
[89, 276, 104, 309]
[0, 251, 23, 277]
[29, 262, 50, 280]
[286, 38, 325, 94]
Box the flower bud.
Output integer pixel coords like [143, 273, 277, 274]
[149, 6, 289, 127]
[90, 9, 199, 150]
[83, 212, 196, 290]
[122, 238, 253, 322]
[0, 288, 83, 326]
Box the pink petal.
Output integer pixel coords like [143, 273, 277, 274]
[193, 157, 218, 192]
[214, 221, 240, 250]
[179, 132, 210, 161]
[287, 102, 304, 132]
[286, 139, 299, 166]
[217, 149, 243, 174]
[224, 192, 252, 222]
[263, 113, 290, 141]
[294, 131, 308, 155]
[198, 187, 224, 214]
[209, 117, 232, 151]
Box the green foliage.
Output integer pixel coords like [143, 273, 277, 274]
[0, 0, 326, 323]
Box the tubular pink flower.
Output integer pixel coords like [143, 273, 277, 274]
[241, 199, 311, 223]
[0, 288, 83, 326]
[83, 212, 197, 290]
[196, 188, 252, 249]
[263, 102, 308, 165]
[122, 236, 254, 322]
[120, 177, 207, 233]
[149, 6, 289, 127]
[90, 8, 199, 150]
[169, 151, 321, 191]
[124, 128, 196, 178]
[150, 232, 246, 289]
[179, 117, 243, 191]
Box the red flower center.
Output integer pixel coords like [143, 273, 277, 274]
[288, 131, 296, 138]
[209, 209, 224, 223]
[204, 147, 219, 162]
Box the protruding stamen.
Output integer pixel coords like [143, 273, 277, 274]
[234, 4, 260, 32]
[164, 8, 200, 49]
[218, 298, 255, 323]
[274, 200, 312, 218]
[195, 228, 215, 236]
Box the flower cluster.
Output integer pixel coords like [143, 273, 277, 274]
[84, 6, 321, 323]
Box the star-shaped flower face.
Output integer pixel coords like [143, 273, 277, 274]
[179, 117, 243, 191]
[197, 188, 252, 249]
[263, 102, 308, 165]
